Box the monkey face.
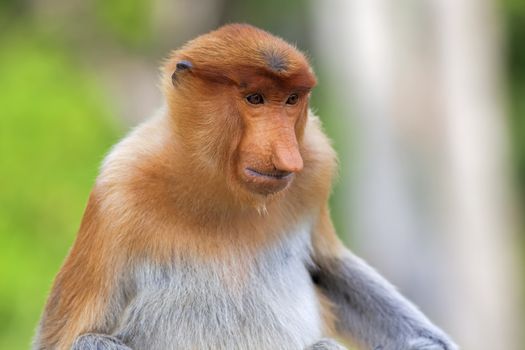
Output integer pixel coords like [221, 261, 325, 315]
[234, 82, 310, 196]
[163, 24, 317, 199]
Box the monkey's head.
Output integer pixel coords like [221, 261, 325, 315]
[163, 24, 316, 200]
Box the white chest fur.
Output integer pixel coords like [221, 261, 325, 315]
[113, 225, 322, 350]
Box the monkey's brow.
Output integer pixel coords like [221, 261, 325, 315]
[188, 67, 237, 85]
[292, 86, 313, 93]
[237, 83, 312, 95]
[188, 64, 314, 93]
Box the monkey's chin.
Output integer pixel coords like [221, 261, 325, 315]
[240, 168, 294, 196]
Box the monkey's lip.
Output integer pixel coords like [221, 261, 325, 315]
[241, 167, 294, 195]
[244, 168, 293, 181]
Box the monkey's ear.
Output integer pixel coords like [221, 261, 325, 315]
[176, 60, 193, 71]
[172, 60, 193, 86]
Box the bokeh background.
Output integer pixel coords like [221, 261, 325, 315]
[1, 0, 524, 349]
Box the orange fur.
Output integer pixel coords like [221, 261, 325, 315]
[37, 24, 339, 349]
[312, 205, 346, 261]
[38, 190, 126, 349]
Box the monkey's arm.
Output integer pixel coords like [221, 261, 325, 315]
[34, 191, 132, 350]
[311, 206, 458, 350]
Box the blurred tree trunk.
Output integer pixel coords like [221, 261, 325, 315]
[313, 0, 522, 349]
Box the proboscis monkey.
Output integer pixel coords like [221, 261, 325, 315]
[33, 24, 458, 350]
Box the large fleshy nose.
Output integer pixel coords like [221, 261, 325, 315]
[271, 134, 304, 173]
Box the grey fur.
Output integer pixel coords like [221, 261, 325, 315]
[311, 252, 459, 350]
[306, 338, 348, 350]
[59, 224, 458, 350]
[262, 48, 288, 72]
[34, 220, 459, 350]
[72, 334, 131, 350]
[115, 226, 321, 349]
[64, 223, 324, 350]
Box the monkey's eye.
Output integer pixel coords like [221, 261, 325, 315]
[246, 93, 264, 105]
[286, 93, 299, 105]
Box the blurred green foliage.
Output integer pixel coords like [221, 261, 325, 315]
[94, 0, 152, 48]
[504, 0, 525, 205]
[0, 30, 120, 348]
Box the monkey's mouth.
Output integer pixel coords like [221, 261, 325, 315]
[245, 168, 293, 180]
[241, 167, 294, 195]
